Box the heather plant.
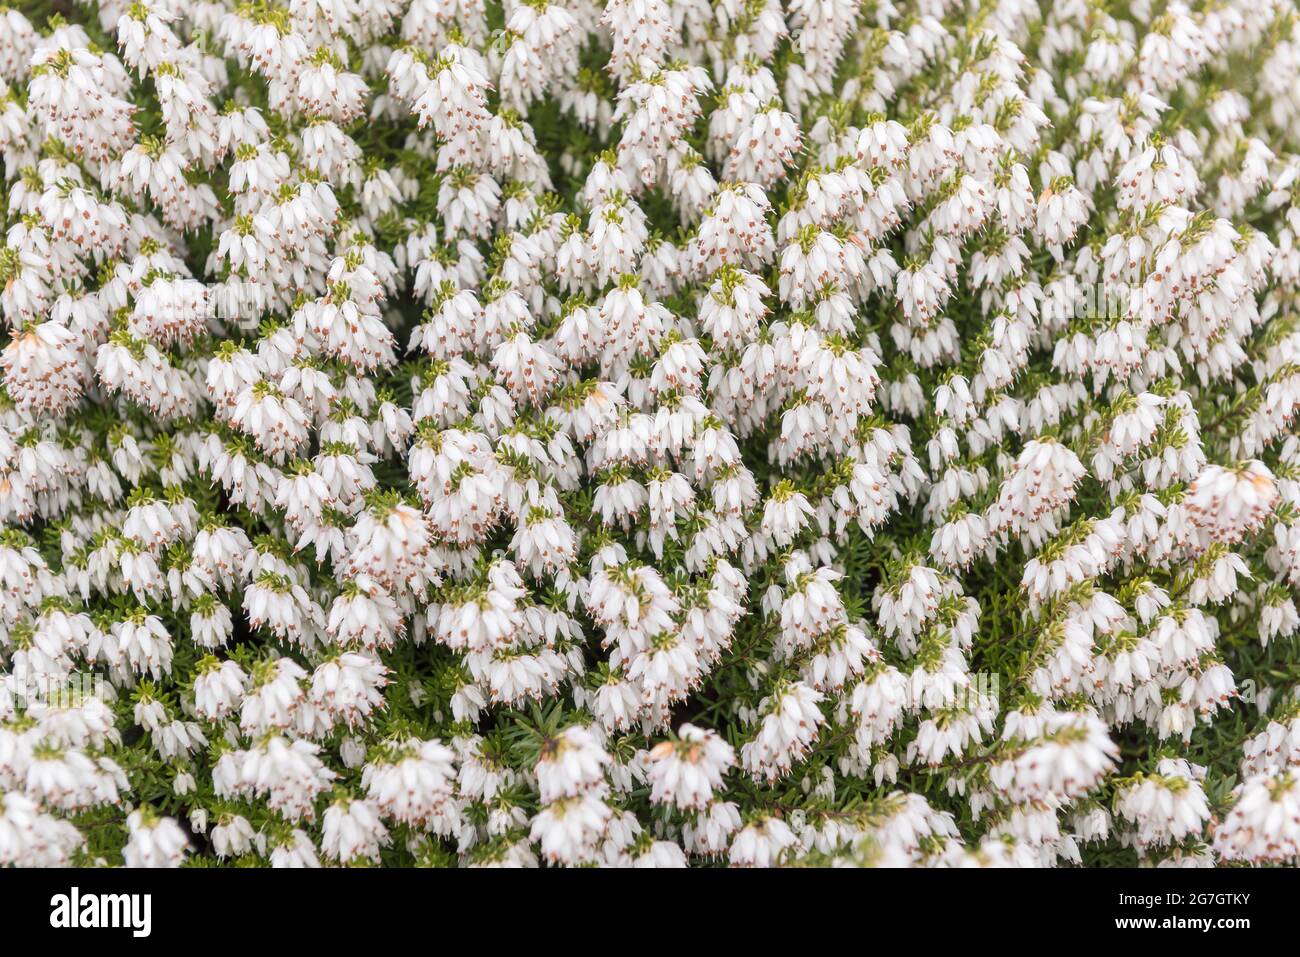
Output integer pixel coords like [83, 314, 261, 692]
[1, 0, 1300, 868]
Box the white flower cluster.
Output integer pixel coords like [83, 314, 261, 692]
[1, 0, 1300, 869]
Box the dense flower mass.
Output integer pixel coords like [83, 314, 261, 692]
[2, 0, 1300, 869]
